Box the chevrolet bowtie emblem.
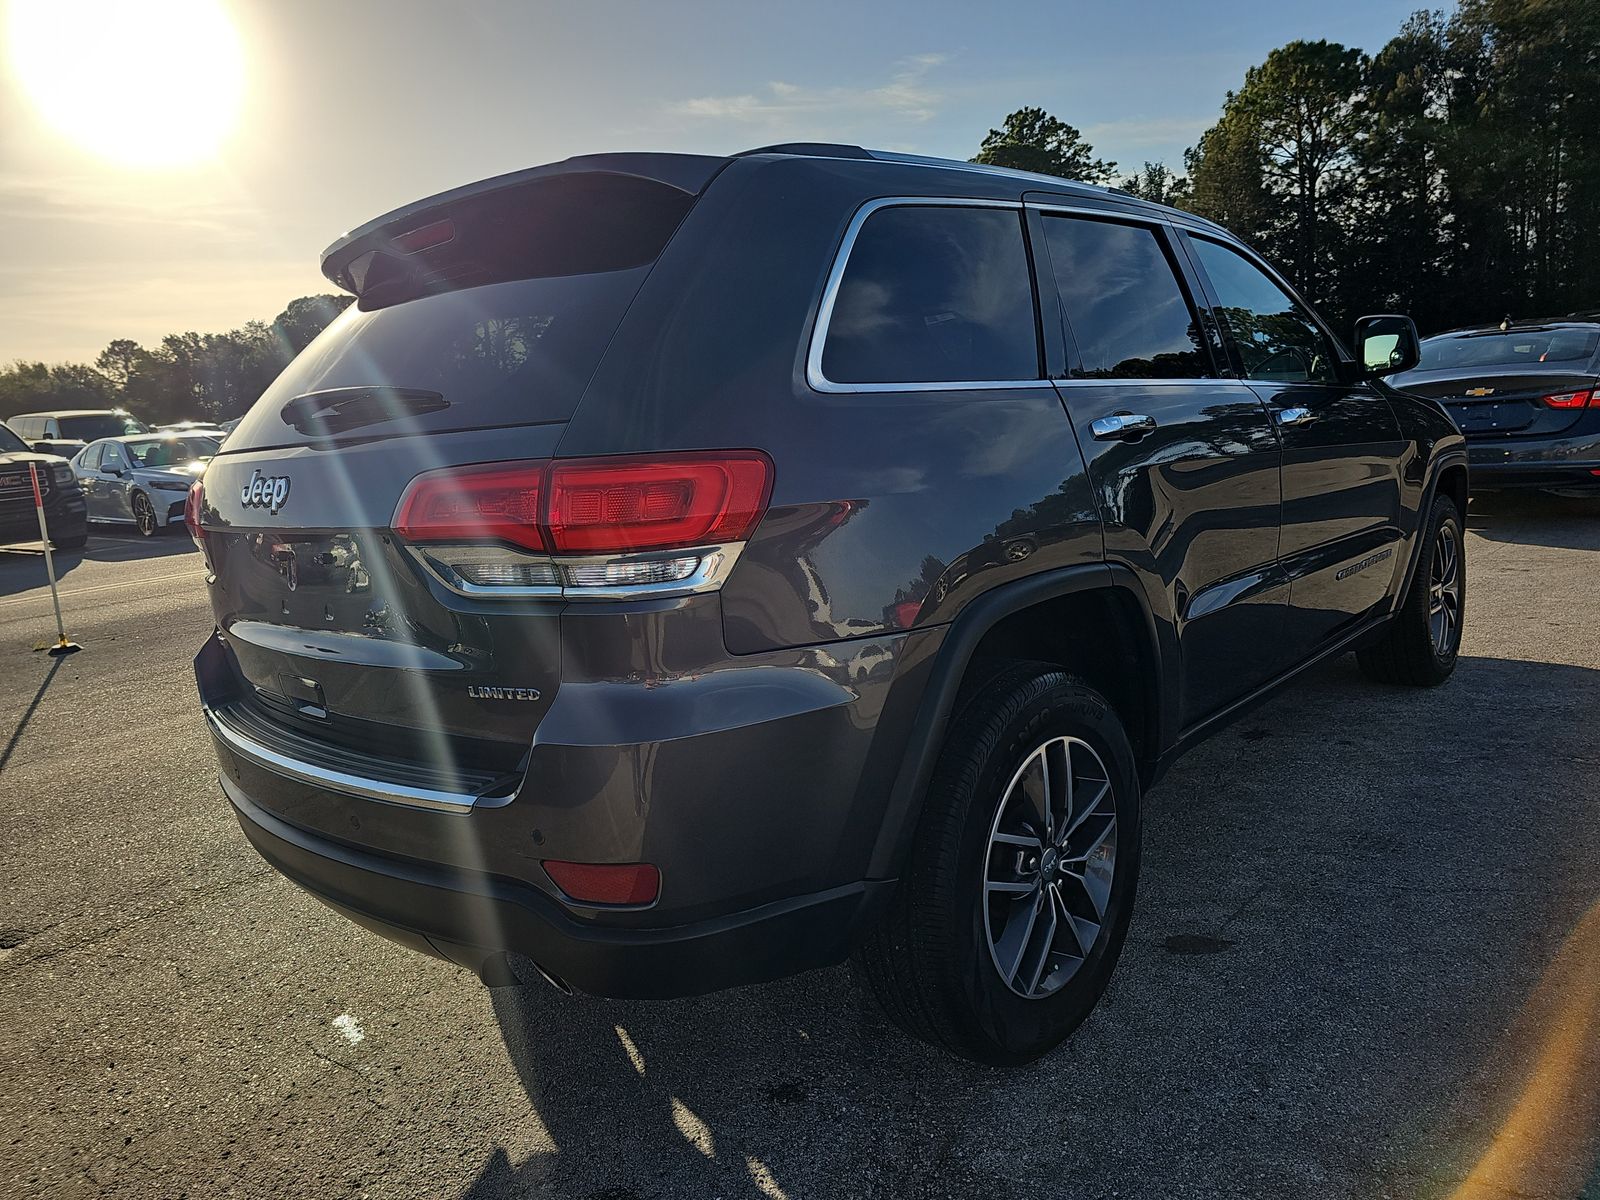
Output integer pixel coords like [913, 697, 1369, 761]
[1464, 387, 1495, 397]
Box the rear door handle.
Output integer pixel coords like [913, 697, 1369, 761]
[1275, 406, 1315, 427]
[1091, 412, 1158, 440]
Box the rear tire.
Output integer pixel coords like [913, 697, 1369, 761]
[1357, 493, 1464, 686]
[51, 532, 87, 550]
[854, 662, 1141, 1065]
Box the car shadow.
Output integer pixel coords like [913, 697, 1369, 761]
[1467, 490, 1600, 551]
[0, 529, 194, 590]
[462, 654, 1600, 1199]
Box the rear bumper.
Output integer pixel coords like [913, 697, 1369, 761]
[1467, 429, 1600, 491]
[225, 773, 893, 997]
[195, 613, 922, 997]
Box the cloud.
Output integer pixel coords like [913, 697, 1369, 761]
[667, 53, 951, 128]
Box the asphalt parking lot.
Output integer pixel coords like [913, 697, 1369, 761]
[2, 494, 1597, 1200]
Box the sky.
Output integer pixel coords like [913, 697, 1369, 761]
[0, 0, 1432, 365]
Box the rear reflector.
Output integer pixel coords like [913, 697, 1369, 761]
[1542, 388, 1594, 409]
[543, 861, 660, 906]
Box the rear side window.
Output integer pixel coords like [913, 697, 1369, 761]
[11, 417, 39, 439]
[1041, 216, 1208, 378]
[80, 444, 103, 470]
[1191, 238, 1338, 384]
[820, 205, 1038, 385]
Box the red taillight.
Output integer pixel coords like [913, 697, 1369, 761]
[392, 451, 772, 555]
[546, 452, 772, 553]
[393, 461, 547, 551]
[542, 861, 660, 906]
[1542, 388, 1594, 409]
[184, 478, 206, 542]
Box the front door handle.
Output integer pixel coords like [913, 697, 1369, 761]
[1275, 406, 1315, 427]
[1091, 412, 1158, 441]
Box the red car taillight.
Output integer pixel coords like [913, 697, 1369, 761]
[546, 453, 771, 553]
[393, 461, 547, 551]
[184, 478, 206, 543]
[1541, 388, 1595, 409]
[392, 451, 774, 598]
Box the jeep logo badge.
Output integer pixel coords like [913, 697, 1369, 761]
[241, 470, 291, 515]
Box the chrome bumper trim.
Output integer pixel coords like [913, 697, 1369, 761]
[203, 705, 480, 813]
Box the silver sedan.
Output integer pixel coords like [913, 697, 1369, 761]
[71, 434, 218, 537]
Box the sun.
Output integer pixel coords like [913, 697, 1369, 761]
[6, 0, 245, 168]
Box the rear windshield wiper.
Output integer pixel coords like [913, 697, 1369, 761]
[281, 386, 448, 436]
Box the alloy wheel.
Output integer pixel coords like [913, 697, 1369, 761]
[1428, 522, 1461, 656]
[133, 492, 158, 537]
[982, 735, 1118, 1000]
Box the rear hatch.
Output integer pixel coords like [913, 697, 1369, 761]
[1395, 327, 1599, 440]
[199, 159, 718, 788]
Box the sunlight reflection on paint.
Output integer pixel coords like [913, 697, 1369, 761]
[1443, 899, 1600, 1199]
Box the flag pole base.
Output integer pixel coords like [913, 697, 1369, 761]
[46, 639, 81, 657]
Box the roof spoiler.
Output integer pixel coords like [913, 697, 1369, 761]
[320, 152, 726, 295]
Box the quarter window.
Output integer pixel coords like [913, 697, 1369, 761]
[1041, 216, 1208, 378]
[1191, 238, 1338, 384]
[821, 205, 1039, 385]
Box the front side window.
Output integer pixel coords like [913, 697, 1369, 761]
[1041, 216, 1208, 378]
[821, 205, 1038, 385]
[1191, 238, 1338, 384]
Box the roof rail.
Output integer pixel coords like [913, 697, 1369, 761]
[734, 143, 873, 160]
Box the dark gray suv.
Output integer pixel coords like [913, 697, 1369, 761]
[191, 145, 1467, 1064]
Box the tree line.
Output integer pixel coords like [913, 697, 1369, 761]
[973, 0, 1598, 334]
[0, 294, 352, 427]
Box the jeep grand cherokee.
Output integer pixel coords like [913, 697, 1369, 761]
[190, 145, 1467, 1065]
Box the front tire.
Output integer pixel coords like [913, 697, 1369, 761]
[131, 491, 161, 538]
[51, 532, 87, 550]
[1357, 493, 1464, 686]
[855, 663, 1141, 1065]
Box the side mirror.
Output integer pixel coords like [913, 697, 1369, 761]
[1355, 314, 1420, 377]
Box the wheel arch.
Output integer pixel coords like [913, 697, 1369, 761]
[867, 564, 1170, 880]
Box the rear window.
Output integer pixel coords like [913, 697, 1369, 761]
[229, 173, 695, 446]
[1420, 330, 1599, 370]
[59, 414, 147, 440]
[820, 205, 1039, 385]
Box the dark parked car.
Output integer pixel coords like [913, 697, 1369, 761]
[0, 420, 87, 550]
[190, 145, 1467, 1064]
[8, 409, 149, 459]
[1389, 318, 1600, 494]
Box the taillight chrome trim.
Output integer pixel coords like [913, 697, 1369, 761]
[405, 541, 746, 601]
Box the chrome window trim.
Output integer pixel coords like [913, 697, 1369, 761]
[204, 705, 481, 812]
[806, 196, 1056, 395]
[408, 541, 746, 600]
